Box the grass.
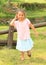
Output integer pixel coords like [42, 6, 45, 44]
[2, 0, 46, 3]
[24, 0, 46, 3]
[0, 26, 9, 40]
[0, 26, 9, 30]
[0, 26, 46, 65]
[27, 9, 46, 18]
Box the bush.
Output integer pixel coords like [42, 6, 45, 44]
[20, 3, 46, 10]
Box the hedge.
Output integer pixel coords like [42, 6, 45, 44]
[20, 3, 46, 10]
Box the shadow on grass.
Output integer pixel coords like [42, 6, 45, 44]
[0, 46, 16, 50]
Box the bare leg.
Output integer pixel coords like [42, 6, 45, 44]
[27, 51, 31, 57]
[21, 51, 24, 60]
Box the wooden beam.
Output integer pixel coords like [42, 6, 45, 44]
[0, 40, 17, 46]
[0, 29, 17, 35]
[34, 22, 46, 28]
[0, 22, 46, 35]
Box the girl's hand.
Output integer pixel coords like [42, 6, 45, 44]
[35, 32, 39, 38]
[10, 15, 18, 26]
[14, 14, 18, 20]
[29, 22, 39, 37]
[14, 16, 17, 20]
[10, 18, 16, 26]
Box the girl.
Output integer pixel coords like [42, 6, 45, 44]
[10, 9, 38, 60]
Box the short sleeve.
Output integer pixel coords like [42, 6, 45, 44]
[26, 18, 31, 25]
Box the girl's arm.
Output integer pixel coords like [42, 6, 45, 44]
[29, 22, 38, 36]
[10, 15, 18, 26]
[10, 18, 16, 26]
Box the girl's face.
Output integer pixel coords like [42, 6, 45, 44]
[17, 11, 25, 21]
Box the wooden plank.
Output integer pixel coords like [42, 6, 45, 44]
[0, 40, 17, 46]
[34, 22, 46, 28]
[0, 29, 17, 35]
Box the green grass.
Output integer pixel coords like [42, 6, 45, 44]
[0, 26, 9, 30]
[0, 26, 9, 40]
[27, 9, 46, 18]
[0, 26, 46, 65]
[1, 0, 46, 3]
[23, 0, 46, 3]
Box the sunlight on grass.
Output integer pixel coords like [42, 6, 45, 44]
[24, 0, 46, 3]
[0, 26, 9, 40]
[2, 0, 46, 3]
[0, 26, 9, 30]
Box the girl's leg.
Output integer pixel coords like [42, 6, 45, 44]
[27, 51, 31, 57]
[21, 51, 24, 60]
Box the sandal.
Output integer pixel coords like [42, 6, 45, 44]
[28, 54, 31, 57]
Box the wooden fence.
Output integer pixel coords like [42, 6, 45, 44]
[0, 22, 46, 47]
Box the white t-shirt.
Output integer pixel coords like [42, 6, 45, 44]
[14, 18, 31, 40]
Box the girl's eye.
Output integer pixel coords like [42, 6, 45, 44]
[21, 15, 23, 16]
[18, 14, 24, 16]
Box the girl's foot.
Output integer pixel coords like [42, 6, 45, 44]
[21, 57, 24, 61]
[27, 51, 31, 57]
[21, 52, 24, 61]
[28, 54, 31, 57]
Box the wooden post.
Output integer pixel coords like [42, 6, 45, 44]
[7, 26, 14, 48]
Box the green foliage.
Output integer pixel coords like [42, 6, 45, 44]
[0, 0, 46, 25]
[20, 3, 46, 10]
[11, 0, 21, 2]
